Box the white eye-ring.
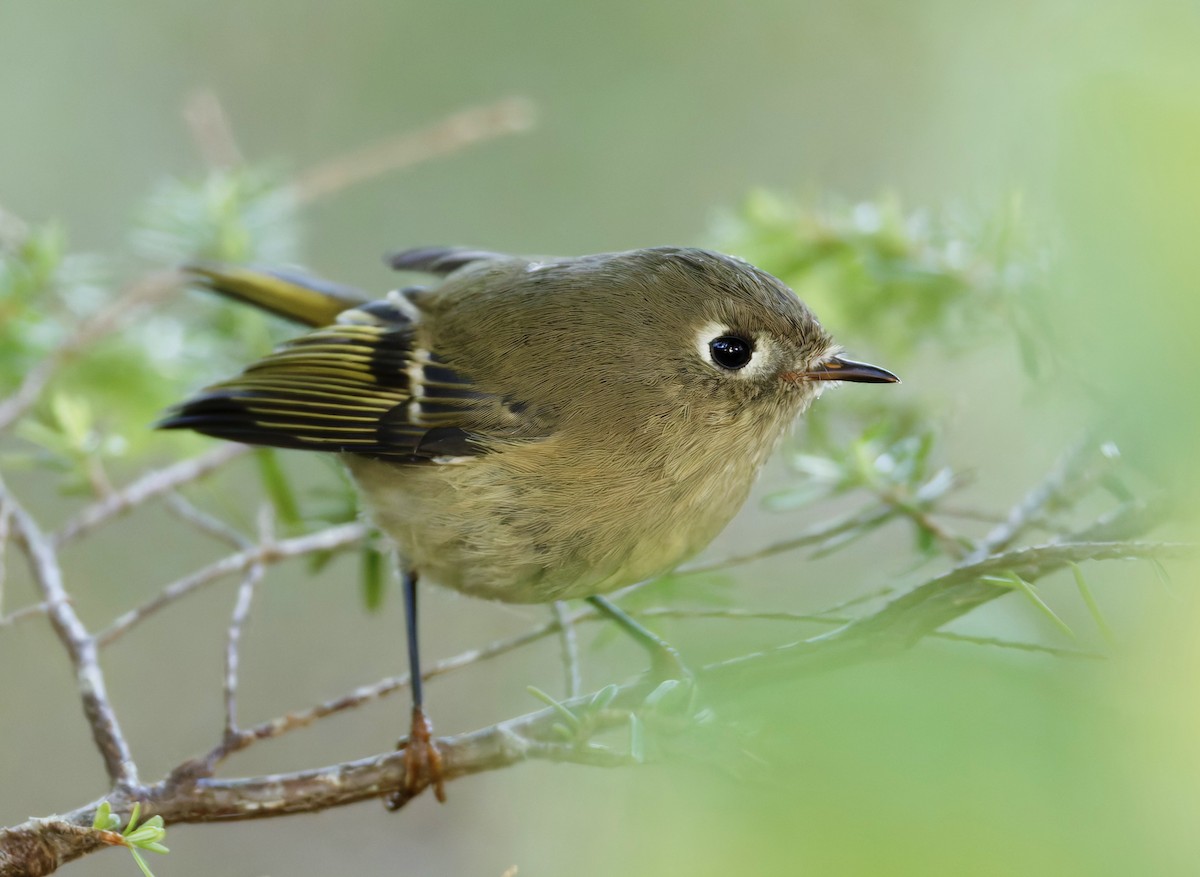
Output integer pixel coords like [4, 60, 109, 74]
[695, 322, 772, 376]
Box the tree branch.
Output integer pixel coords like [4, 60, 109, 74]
[2, 529, 1183, 875]
[0, 482, 138, 787]
[56, 444, 250, 545]
[291, 97, 535, 205]
[553, 600, 583, 698]
[96, 521, 366, 647]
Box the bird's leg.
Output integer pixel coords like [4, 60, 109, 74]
[586, 594, 690, 682]
[384, 566, 446, 810]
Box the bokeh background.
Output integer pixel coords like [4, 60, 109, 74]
[2, 1, 1199, 875]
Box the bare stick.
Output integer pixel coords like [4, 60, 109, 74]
[97, 521, 366, 647]
[56, 444, 250, 545]
[162, 491, 251, 549]
[553, 601, 583, 698]
[212, 617, 562, 761]
[0, 497, 9, 616]
[182, 88, 244, 169]
[0, 270, 180, 434]
[684, 470, 962, 577]
[1, 482, 138, 787]
[223, 562, 265, 740]
[0, 601, 54, 630]
[0, 532, 1182, 874]
[209, 586, 1098, 762]
[223, 507, 274, 737]
[292, 96, 536, 204]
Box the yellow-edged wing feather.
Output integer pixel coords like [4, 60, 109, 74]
[161, 263, 515, 461]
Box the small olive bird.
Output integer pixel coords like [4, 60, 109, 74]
[160, 246, 898, 806]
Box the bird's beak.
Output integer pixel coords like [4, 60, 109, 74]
[784, 355, 900, 384]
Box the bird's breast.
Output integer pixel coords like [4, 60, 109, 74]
[345, 412, 789, 602]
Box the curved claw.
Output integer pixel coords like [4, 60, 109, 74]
[384, 706, 446, 810]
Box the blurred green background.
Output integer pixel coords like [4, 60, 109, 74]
[2, 1, 1199, 875]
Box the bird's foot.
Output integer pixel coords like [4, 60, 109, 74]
[384, 706, 446, 810]
[648, 640, 691, 685]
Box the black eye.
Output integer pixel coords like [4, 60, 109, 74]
[709, 335, 754, 370]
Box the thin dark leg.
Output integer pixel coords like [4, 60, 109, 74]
[403, 567, 424, 712]
[587, 595, 688, 680]
[384, 567, 446, 809]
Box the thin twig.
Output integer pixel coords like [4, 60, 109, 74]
[0, 480, 138, 787]
[633, 608, 1104, 658]
[813, 585, 895, 616]
[703, 543, 1187, 690]
[182, 88, 244, 169]
[162, 491, 251, 549]
[684, 470, 961, 576]
[875, 485, 970, 559]
[223, 563, 264, 739]
[683, 505, 887, 575]
[0, 497, 9, 616]
[785, 540, 1185, 668]
[0, 270, 181, 434]
[0, 601, 55, 630]
[212, 617, 563, 761]
[969, 437, 1103, 562]
[56, 444, 250, 545]
[223, 508, 273, 736]
[0, 527, 1182, 874]
[210, 586, 1100, 761]
[97, 521, 367, 647]
[553, 601, 583, 698]
[291, 96, 536, 204]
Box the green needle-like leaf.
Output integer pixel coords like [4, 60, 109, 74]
[985, 573, 1076, 640]
[629, 713, 646, 763]
[1070, 563, 1116, 646]
[527, 686, 581, 730]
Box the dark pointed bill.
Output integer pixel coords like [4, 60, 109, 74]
[794, 355, 900, 384]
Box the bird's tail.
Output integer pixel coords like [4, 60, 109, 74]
[185, 262, 369, 327]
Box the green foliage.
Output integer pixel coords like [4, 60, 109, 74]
[0, 170, 309, 490]
[716, 190, 1049, 359]
[0, 221, 108, 384]
[133, 167, 299, 266]
[91, 801, 169, 877]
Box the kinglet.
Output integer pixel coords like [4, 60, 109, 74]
[161, 246, 897, 806]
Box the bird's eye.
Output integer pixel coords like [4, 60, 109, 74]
[709, 335, 754, 370]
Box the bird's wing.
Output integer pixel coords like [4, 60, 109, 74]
[161, 277, 537, 462]
[387, 246, 516, 276]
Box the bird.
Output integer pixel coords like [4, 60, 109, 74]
[159, 245, 898, 806]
